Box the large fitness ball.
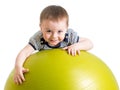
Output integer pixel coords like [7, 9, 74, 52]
[4, 49, 119, 90]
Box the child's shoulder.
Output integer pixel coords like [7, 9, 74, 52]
[31, 30, 43, 39]
[34, 30, 42, 36]
[67, 28, 74, 32]
[67, 28, 77, 34]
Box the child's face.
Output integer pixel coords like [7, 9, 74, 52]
[40, 18, 68, 46]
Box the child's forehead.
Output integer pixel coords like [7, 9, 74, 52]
[41, 19, 68, 31]
[40, 18, 68, 29]
[43, 17, 67, 21]
[41, 19, 67, 26]
[41, 18, 68, 24]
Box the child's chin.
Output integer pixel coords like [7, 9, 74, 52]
[49, 43, 59, 46]
[49, 42, 58, 45]
[50, 44, 58, 46]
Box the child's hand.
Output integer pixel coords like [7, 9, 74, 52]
[14, 66, 29, 85]
[63, 43, 80, 56]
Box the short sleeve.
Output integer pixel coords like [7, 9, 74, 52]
[29, 31, 42, 50]
[67, 29, 79, 44]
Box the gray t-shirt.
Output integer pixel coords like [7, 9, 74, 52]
[29, 28, 79, 51]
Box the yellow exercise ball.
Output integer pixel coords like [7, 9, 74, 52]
[4, 49, 119, 90]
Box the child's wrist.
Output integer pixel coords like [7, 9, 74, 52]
[15, 64, 22, 69]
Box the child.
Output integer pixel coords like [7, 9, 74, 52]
[14, 5, 93, 85]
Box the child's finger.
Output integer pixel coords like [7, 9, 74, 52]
[23, 68, 29, 73]
[17, 76, 23, 84]
[77, 50, 80, 55]
[15, 74, 23, 85]
[18, 71, 25, 83]
[72, 49, 76, 56]
[14, 77, 19, 85]
[62, 47, 68, 50]
[67, 48, 71, 55]
[20, 73, 25, 82]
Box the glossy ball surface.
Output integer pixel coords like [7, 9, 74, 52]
[4, 49, 119, 90]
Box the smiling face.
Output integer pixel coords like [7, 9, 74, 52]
[40, 18, 68, 46]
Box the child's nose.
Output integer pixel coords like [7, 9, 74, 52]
[52, 33, 58, 38]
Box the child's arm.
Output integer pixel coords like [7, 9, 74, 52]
[14, 44, 35, 85]
[63, 37, 93, 56]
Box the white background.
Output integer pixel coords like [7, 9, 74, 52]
[0, 0, 120, 89]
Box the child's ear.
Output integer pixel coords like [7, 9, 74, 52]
[39, 23, 42, 29]
[39, 23, 41, 27]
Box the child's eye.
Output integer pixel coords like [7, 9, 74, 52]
[46, 30, 51, 33]
[58, 30, 63, 33]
